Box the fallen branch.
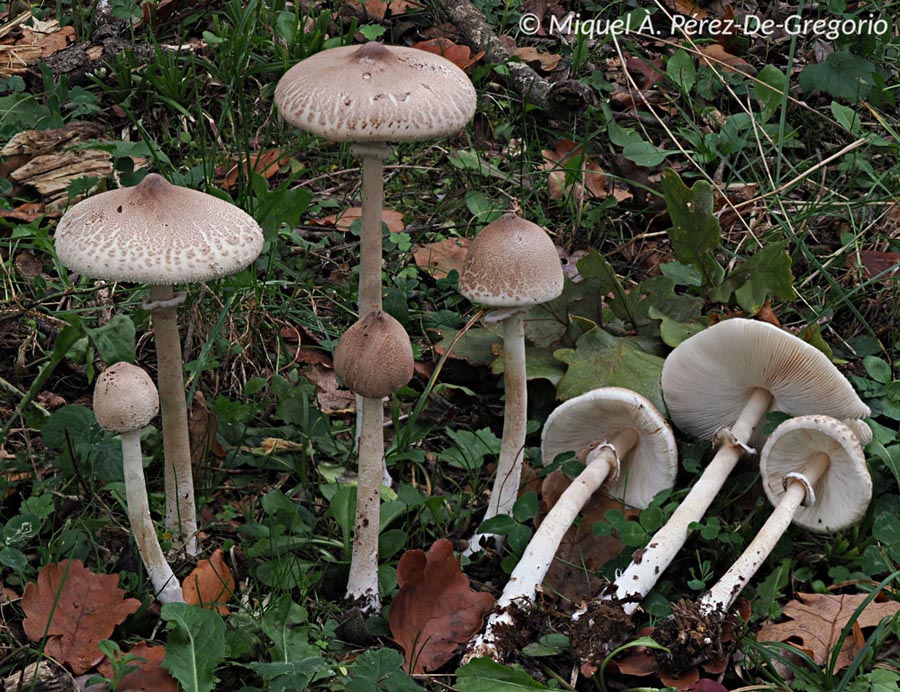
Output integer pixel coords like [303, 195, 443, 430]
[435, 0, 595, 112]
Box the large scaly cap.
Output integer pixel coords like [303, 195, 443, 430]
[54, 174, 263, 284]
[274, 42, 476, 142]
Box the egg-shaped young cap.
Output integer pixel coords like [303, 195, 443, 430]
[541, 387, 678, 509]
[274, 42, 476, 143]
[93, 362, 160, 434]
[760, 415, 871, 532]
[459, 213, 564, 308]
[333, 310, 414, 399]
[55, 174, 263, 285]
[661, 319, 870, 443]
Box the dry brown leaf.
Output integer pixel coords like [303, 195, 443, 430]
[412, 38, 483, 71]
[16, 24, 75, 59]
[698, 44, 755, 75]
[22, 560, 141, 674]
[668, 0, 708, 19]
[97, 642, 178, 692]
[542, 139, 632, 205]
[857, 250, 900, 282]
[183, 549, 236, 615]
[389, 538, 495, 673]
[515, 46, 561, 72]
[314, 207, 405, 234]
[218, 149, 288, 189]
[302, 362, 356, 414]
[189, 390, 225, 466]
[411, 237, 471, 279]
[351, 0, 422, 21]
[757, 592, 900, 670]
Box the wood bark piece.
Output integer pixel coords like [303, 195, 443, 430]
[436, 0, 595, 112]
[3, 661, 77, 692]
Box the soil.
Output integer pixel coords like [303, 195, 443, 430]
[568, 596, 637, 668]
[651, 600, 731, 674]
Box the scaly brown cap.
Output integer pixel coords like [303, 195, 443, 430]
[333, 310, 414, 398]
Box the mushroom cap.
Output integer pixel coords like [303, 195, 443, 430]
[274, 42, 476, 142]
[93, 362, 160, 434]
[54, 174, 264, 284]
[458, 213, 564, 308]
[760, 415, 871, 532]
[541, 387, 678, 508]
[661, 318, 870, 444]
[333, 310, 414, 399]
[844, 418, 873, 446]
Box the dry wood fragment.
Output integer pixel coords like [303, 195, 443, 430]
[3, 661, 77, 692]
[435, 0, 595, 112]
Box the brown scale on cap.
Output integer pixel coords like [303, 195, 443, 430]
[93, 362, 160, 434]
[333, 310, 414, 399]
[459, 213, 564, 307]
[55, 174, 263, 285]
[274, 43, 476, 142]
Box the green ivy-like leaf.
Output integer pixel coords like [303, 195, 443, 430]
[84, 315, 136, 366]
[667, 48, 696, 93]
[720, 240, 795, 313]
[553, 328, 665, 411]
[161, 603, 226, 692]
[660, 170, 724, 287]
[455, 658, 550, 691]
[609, 122, 675, 167]
[798, 51, 877, 103]
[753, 64, 787, 121]
[345, 649, 423, 692]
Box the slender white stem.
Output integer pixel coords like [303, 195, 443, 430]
[121, 431, 183, 604]
[701, 452, 830, 613]
[345, 395, 385, 614]
[465, 312, 527, 555]
[467, 430, 638, 661]
[150, 284, 198, 557]
[611, 387, 772, 614]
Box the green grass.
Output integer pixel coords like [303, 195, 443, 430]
[2, 0, 900, 689]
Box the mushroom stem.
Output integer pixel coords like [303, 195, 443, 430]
[149, 284, 199, 557]
[121, 430, 184, 604]
[352, 142, 392, 315]
[466, 311, 528, 555]
[344, 395, 385, 614]
[700, 452, 830, 613]
[468, 429, 639, 661]
[611, 386, 772, 613]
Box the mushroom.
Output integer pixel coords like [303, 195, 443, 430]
[274, 43, 476, 475]
[93, 362, 184, 604]
[607, 318, 869, 613]
[466, 388, 677, 661]
[458, 213, 565, 554]
[332, 309, 414, 613]
[700, 415, 871, 614]
[54, 174, 264, 556]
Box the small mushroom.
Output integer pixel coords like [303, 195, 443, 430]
[466, 388, 677, 662]
[458, 213, 564, 554]
[700, 415, 871, 614]
[333, 310, 414, 614]
[608, 318, 869, 613]
[55, 173, 264, 556]
[93, 362, 184, 604]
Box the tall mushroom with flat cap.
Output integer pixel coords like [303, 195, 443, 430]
[55, 174, 264, 556]
[466, 388, 677, 662]
[459, 213, 564, 554]
[274, 42, 476, 474]
[94, 362, 184, 604]
[606, 318, 869, 613]
[333, 310, 414, 613]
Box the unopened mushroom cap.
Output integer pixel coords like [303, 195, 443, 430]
[333, 310, 414, 398]
[844, 418, 873, 446]
[661, 319, 870, 444]
[459, 213, 564, 308]
[93, 362, 160, 434]
[760, 415, 871, 532]
[274, 42, 476, 142]
[541, 387, 678, 508]
[55, 174, 264, 284]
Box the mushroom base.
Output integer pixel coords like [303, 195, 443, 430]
[569, 595, 638, 668]
[651, 599, 732, 674]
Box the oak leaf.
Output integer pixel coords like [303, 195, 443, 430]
[411, 237, 471, 279]
[389, 538, 494, 673]
[313, 207, 405, 233]
[413, 38, 483, 71]
[183, 549, 235, 615]
[756, 592, 900, 671]
[22, 560, 141, 674]
[97, 642, 178, 692]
